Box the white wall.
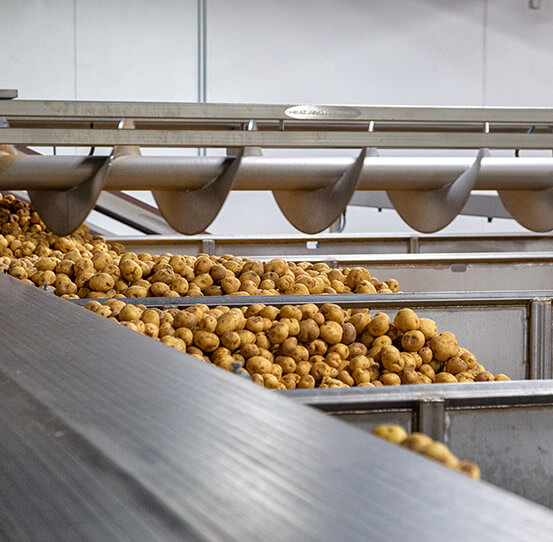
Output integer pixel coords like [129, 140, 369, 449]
[2, 0, 553, 236]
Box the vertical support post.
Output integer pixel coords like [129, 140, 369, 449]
[417, 398, 446, 442]
[408, 236, 420, 254]
[528, 299, 553, 380]
[197, 0, 207, 157]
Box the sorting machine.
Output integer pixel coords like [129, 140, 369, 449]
[3, 98, 553, 537]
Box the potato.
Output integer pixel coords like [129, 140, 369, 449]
[296, 361, 312, 377]
[420, 442, 459, 469]
[193, 331, 220, 352]
[245, 356, 272, 375]
[319, 321, 343, 345]
[241, 343, 260, 359]
[458, 460, 481, 480]
[381, 346, 404, 373]
[307, 339, 327, 356]
[297, 375, 316, 389]
[401, 330, 426, 352]
[445, 356, 468, 375]
[237, 329, 256, 346]
[394, 308, 419, 333]
[125, 285, 148, 298]
[384, 279, 399, 293]
[280, 317, 300, 336]
[495, 374, 511, 382]
[54, 274, 77, 296]
[433, 372, 458, 384]
[141, 308, 160, 327]
[327, 343, 348, 360]
[371, 424, 408, 444]
[430, 333, 460, 362]
[218, 331, 240, 351]
[268, 322, 289, 344]
[216, 311, 242, 334]
[349, 312, 371, 335]
[174, 327, 193, 345]
[460, 350, 477, 369]
[345, 267, 371, 289]
[199, 315, 218, 333]
[220, 276, 241, 294]
[475, 371, 494, 382]
[341, 322, 356, 345]
[149, 281, 168, 297]
[88, 273, 115, 293]
[259, 306, 279, 320]
[171, 278, 189, 295]
[324, 352, 343, 370]
[118, 304, 142, 322]
[172, 311, 195, 330]
[401, 432, 433, 452]
[418, 318, 438, 340]
[265, 258, 289, 276]
[367, 312, 390, 336]
[321, 304, 346, 324]
[350, 355, 372, 371]
[291, 346, 309, 363]
[158, 323, 175, 338]
[419, 363, 436, 381]
[298, 319, 320, 343]
[379, 373, 401, 385]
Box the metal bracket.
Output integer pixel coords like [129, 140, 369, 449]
[273, 148, 367, 234]
[387, 148, 488, 233]
[28, 156, 111, 236]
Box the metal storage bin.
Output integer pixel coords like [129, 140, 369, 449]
[286, 381, 553, 509]
[74, 290, 553, 381]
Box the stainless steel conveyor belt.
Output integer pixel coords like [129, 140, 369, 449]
[4, 273, 553, 540]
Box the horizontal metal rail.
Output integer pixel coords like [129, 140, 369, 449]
[68, 290, 552, 308]
[4, 100, 553, 123]
[112, 232, 553, 256]
[2, 128, 553, 149]
[283, 380, 553, 410]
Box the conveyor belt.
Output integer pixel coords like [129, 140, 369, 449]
[2, 275, 553, 540]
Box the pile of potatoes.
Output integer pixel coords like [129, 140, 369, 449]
[0, 193, 399, 298]
[371, 424, 481, 480]
[84, 300, 510, 389]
